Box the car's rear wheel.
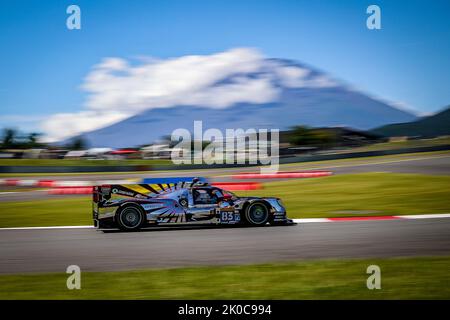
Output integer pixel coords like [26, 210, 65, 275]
[244, 202, 269, 226]
[116, 205, 145, 231]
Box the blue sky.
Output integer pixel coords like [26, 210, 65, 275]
[0, 0, 449, 135]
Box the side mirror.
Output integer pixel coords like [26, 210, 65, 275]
[222, 193, 233, 201]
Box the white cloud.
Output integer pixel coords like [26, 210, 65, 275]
[42, 48, 337, 142]
[0, 115, 48, 133]
[41, 111, 130, 142]
[274, 66, 310, 87]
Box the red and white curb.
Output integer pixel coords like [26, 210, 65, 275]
[211, 182, 262, 191]
[1, 213, 450, 231]
[293, 213, 450, 223]
[1, 179, 264, 193]
[48, 187, 93, 195]
[47, 182, 263, 194]
[0, 171, 333, 186]
[1, 178, 137, 195]
[232, 171, 333, 179]
[0, 178, 133, 188]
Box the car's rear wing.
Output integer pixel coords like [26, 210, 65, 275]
[93, 183, 169, 202]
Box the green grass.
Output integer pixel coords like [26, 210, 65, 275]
[0, 173, 449, 227]
[0, 197, 92, 227]
[239, 172, 450, 218]
[0, 256, 449, 299]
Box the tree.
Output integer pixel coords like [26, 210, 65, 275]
[67, 136, 87, 150]
[288, 126, 336, 147]
[288, 126, 315, 146]
[25, 132, 44, 148]
[28, 132, 38, 144]
[309, 129, 336, 146]
[1, 128, 17, 148]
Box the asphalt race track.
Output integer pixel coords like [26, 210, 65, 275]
[1, 152, 449, 275]
[1, 218, 450, 274]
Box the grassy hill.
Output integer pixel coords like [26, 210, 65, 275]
[371, 106, 450, 137]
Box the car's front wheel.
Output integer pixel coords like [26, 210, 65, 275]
[244, 202, 270, 226]
[116, 205, 145, 231]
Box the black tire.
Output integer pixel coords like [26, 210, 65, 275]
[116, 204, 145, 231]
[244, 202, 270, 226]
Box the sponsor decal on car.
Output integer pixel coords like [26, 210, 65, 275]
[112, 188, 135, 197]
[142, 203, 164, 210]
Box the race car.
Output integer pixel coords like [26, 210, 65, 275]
[92, 177, 293, 231]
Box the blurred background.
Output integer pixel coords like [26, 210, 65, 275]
[0, 0, 449, 299]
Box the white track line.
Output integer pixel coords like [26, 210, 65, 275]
[292, 213, 450, 223]
[396, 213, 450, 219]
[292, 218, 330, 223]
[0, 225, 94, 231]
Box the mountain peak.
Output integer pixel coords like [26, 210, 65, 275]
[59, 55, 417, 148]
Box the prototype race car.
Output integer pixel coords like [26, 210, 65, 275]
[93, 177, 293, 231]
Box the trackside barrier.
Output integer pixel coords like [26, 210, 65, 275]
[232, 171, 333, 179]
